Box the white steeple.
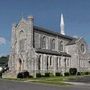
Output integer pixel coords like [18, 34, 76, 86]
[60, 13, 65, 35]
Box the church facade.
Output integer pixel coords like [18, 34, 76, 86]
[7, 15, 90, 78]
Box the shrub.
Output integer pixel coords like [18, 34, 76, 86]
[88, 72, 90, 75]
[29, 75, 33, 78]
[80, 72, 84, 75]
[36, 73, 41, 78]
[45, 73, 50, 77]
[23, 71, 29, 78]
[55, 72, 62, 76]
[83, 72, 90, 75]
[42, 75, 45, 77]
[49, 73, 54, 77]
[64, 72, 69, 76]
[69, 68, 77, 75]
[77, 72, 81, 75]
[17, 72, 24, 78]
[17, 71, 30, 78]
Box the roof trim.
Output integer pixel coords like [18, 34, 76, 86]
[35, 48, 71, 57]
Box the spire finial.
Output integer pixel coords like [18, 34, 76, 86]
[60, 13, 65, 35]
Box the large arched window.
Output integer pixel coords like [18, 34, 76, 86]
[58, 41, 63, 51]
[41, 36, 46, 49]
[51, 39, 55, 50]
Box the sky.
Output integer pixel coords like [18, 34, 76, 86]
[0, 0, 90, 56]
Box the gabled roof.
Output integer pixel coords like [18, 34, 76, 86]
[34, 26, 76, 40]
[66, 39, 77, 45]
[14, 17, 27, 28]
[35, 48, 71, 57]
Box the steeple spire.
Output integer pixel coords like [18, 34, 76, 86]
[60, 13, 65, 35]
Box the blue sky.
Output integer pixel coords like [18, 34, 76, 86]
[0, 0, 90, 56]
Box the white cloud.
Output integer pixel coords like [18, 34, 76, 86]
[0, 37, 6, 45]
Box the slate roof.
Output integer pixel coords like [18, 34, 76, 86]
[35, 49, 71, 57]
[34, 26, 76, 41]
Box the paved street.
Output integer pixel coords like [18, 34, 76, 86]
[0, 79, 90, 90]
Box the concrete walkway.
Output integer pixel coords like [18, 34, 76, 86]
[65, 82, 90, 86]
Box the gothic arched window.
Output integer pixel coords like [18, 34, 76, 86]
[41, 36, 46, 49]
[58, 41, 63, 51]
[51, 39, 55, 50]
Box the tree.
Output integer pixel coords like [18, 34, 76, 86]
[0, 55, 9, 67]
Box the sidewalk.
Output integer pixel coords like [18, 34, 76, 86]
[65, 82, 90, 86]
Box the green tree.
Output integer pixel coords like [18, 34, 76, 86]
[0, 55, 9, 67]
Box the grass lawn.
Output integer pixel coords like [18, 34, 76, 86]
[24, 75, 90, 85]
[25, 76, 80, 85]
[30, 76, 69, 85]
[2, 76, 70, 85]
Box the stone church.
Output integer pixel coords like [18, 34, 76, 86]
[6, 14, 90, 78]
